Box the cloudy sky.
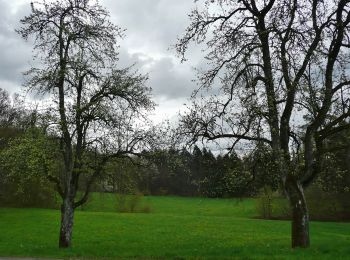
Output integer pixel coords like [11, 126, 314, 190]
[0, 0, 204, 123]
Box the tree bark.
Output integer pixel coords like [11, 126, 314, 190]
[59, 198, 75, 248]
[285, 175, 310, 248]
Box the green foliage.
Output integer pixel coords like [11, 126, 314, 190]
[115, 193, 152, 213]
[99, 145, 281, 199]
[199, 152, 248, 198]
[0, 128, 59, 208]
[310, 127, 350, 194]
[255, 187, 290, 220]
[306, 186, 350, 221]
[146, 148, 197, 196]
[244, 144, 280, 193]
[102, 158, 141, 194]
[256, 185, 350, 221]
[256, 186, 274, 219]
[223, 168, 254, 197]
[140, 147, 261, 198]
[0, 175, 57, 209]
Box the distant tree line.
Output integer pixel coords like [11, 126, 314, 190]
[102, 143, 350, 201]
[1, 86, 348, 207]
[103, 145, 280, 198]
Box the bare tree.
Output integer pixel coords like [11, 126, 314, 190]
[17, 0, 155, 248]
[177, 0, 350, 248]
[0, 88, 29, 128]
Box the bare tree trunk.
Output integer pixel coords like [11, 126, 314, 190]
[285, 175, 310, 248]
[59, 198, 75, 248]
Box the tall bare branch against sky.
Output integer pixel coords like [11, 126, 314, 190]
[0, 0, 203, 123]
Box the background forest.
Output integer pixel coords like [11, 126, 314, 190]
[0, 87, 349, 222]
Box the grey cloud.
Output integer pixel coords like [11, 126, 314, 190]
[117, 49, 196, 100]
[103, 0, 194, 52]
[0, 1, 32, 93]
[147, 57, 194, 99]
[0, 0, 205, 122]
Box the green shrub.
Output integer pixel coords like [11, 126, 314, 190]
[256, 186, 274, 219]
[115, 193, 152, 213]
[256, 185, 350, 221]
[306, 185, 350, 221]
[272, 197, 291, 219]
[0, 128, 60, 209]
[256, 186, 290, 219]
[0, 174, 58, 209]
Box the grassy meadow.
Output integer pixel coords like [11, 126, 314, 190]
[0, 194, 349, 259]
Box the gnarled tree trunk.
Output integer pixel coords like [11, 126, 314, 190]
[285, 174, 310, 248]
[59, 198, 75, 248]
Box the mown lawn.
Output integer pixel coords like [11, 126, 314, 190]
[0, 194, 349, 259]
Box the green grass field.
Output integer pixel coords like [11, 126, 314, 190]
[0, 194, 349, 259]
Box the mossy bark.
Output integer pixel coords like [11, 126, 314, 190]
[59, 198, 75, 248]
[285, 175, 310, 248]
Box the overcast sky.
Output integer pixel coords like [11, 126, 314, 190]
[0, 0, 203, 123]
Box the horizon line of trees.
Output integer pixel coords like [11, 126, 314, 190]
[0, 87, 348, 203]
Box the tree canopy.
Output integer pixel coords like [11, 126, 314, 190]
[177, 0, 350, 248]
[17, 0, 155, 248]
